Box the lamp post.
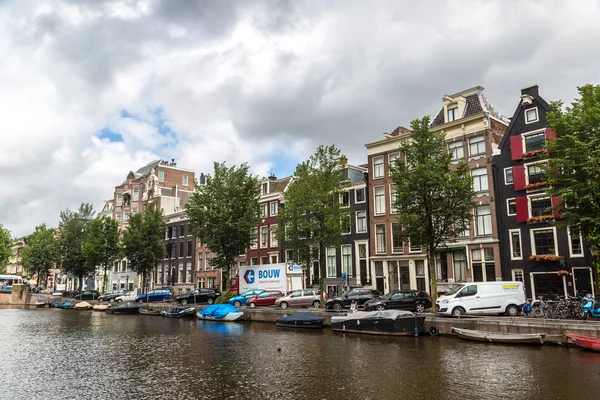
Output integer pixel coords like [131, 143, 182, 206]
[591, 245, 598, 295]
[301, 265, 306, 290]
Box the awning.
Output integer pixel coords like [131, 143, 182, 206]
[435, 246, 469, 269]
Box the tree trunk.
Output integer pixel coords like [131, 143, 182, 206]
[319, 241, 326, 308]
[428, 242, 438, 306]
[102, 265, 108, 294]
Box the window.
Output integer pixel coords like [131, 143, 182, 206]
[179, 242, 184, 258]
[261, 182, 268, 194]
[530, 196, 552, 217]
[132, 208, 138, 216]
[475, 205, 492, 236]
[525, 107, 538, 124]
[179, 262, 184, 283]
[524, 132, 545, 152]
[180, 224, 185, 237]
[261, 256, 268, 265]
[172, 226, 177, 238]
[123, 211, 129, 223]
[356, 211, 367, 233]
[187, 240, 193, 257]
[285, 249, 294, 263]
[375, 224, 386, 254]
[198, 253, 204, 271]
[504, 168, 514, 184]
[472, 248, 495, 282]
[355, 188, 366, 203]
[341, 245, 352, 277]
[509, 230, 522, 260]
[471, 168, 489, 192]
[250, 227, 258, 250]
[133, 188, 139, 201]
[527, 163, 545, 185]
[340, 192, 350, 206]
[260, 203, 267, 218]
[392, 223, 403, 253]
[327, 247, 337, 277]
[158, 170, 164, 182]
[270, 255, 278, 264]
[469, 136, 485, 156]
[568, 229, 583, 257]
[447, 105, 458, 122]
[453, 251, 467, 282]
[507, 199, 516, 216]
[532, 228, 556, 255]
[186, 262, 192, 283]
[116, 213, 121, 224]
[116, 194, 123, 206]
[512, 269, 524, 282]
[270, 224, 278, 247]
[260, 226, 268, 248]
[374, 186, 385, 215]
[409, 241, 421, 253]
[373, 156, 384, 179]
[342, 214, 351, 235]
[390, 184, 398, 213]
[251, 257, 258, 266]
[270, 201, 278, 216]
[456, 219, 470, 238]
[448, 141, 464, 162]
[388, 152, 400, 165]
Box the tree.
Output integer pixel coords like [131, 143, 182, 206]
[83, 216, 121, 294]
[122, 202, 166, 293]
[57, 203, 96, 294]
[390, 116, 476, 304]
[0, 224, 12, 274]
[278, 145, 351, 307]
[21, 224, 58, 289]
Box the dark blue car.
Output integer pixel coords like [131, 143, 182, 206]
[136, 289, 172, 303]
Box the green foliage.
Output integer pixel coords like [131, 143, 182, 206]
[0, 224, 12, 274]
[215, 291, 237, 304]
[390, 116, 476, 302]
[545, 84, 600, 246]
[186, 162, 260, 286]
[83, 216, 121, 293]
[279, 145, 350, 303]
[22, 224, 58, 286]
[122, 202, 166, 293]
[57, 203, 96, 293]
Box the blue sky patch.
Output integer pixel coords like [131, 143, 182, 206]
[98, 128, 123, 142]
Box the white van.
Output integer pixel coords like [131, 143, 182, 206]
[435, 281, 526, 317]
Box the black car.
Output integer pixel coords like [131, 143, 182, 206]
[176, 288, 221, 305]
[325, 289, 382, 311]
[74, 290, 100, 301]
[363, 290, 432, 313]
[98, 290, 127, 302]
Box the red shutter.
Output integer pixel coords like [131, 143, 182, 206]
[515, 197, 529, 223]
[510, 135, 523, 160]
[513, 165, 526, 190]
[552, 196, 563, 219]
[545, 128, 556, 141]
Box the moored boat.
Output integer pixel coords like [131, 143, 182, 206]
[106, 301, 140, 315]
[74, 301, 93, 310]
[276, 312, 325, 329]
[197, 304, 243, 321]
[331, 310, 425, 336]
[61, 302, 73, 309]
[162, 307, 196, 318]
[566, 333, 600, 352]
[452, 327, 546, 345]
[139, 307, 161, 316]
[93, 304, 111, 312]
[35, 300, 49, 308]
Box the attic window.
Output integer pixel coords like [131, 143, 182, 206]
[262, 182, 268, 194]
[447, 105, 458, 122]
[525, 108, 538, 124]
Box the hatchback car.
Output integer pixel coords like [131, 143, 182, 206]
[115, 291, 139, 302]
[135, 289, 172, 303]
[246, 290, 283, 308]
[176, 288, 221, 305]
[275, 290, 324, 309]
[363, 290, 432, 313]
[98, 290, 126, 302]
[228, 289, 265, 307]
[74, 290, 100, 301]
[325, 288, 383, 311]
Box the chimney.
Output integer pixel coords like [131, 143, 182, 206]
[340, 155, 348, 166]
[268, 173, 277, 181]
[521, 85, 539, 97]
[199, 173, 206, 185]
[171, 158, 177, 167]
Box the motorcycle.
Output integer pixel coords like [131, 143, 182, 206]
[581, 294, 600, 319]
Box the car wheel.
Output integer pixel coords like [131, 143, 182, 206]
[505, 304, 519, 317]
[333, 303, 343, 311]
[181, 300, 188, 306]
[415, 303, 426, 313]
[376, 305, 386, 311]
[207, 298, 214, 305]
[451, 307, 465, 316]
[234, 301, 241, 308]
[312, 300, 320, 308]
[280, 302, 289, 310]
[250, 303, 256, 308]
[117, 299, 122, 303]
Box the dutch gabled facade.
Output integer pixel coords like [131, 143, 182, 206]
[494, 85, 596, 299]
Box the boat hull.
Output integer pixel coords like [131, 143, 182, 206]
[276, 312, 325, 329]
[162, 307, 196, 318]
[139, 308, 161, 316]
[566, 333, 600, 352]
[331, 312, 425, 336]
[276, 320, 323, 329]
[197, 312, 244, 322]
[93, 304, 111, 312]
[35, 301, 48, 308]
[106, 302, 140, 315]
[452, 327, 545, 344]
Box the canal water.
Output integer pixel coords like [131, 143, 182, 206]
[1, 307, 599, 400]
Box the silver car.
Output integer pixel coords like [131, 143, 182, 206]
[275, 290, 323, 309]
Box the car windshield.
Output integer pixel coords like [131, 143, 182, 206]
[381, 292, 394, 300]
[343, 289, 360, 297]
[241, 291, 255, 296]
[446, 284, 465, 296]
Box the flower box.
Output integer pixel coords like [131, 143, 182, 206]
[527, 215, 553, 224]
[529, 254, 560, 262]
[523, 149, 548, 158]
[525, 182, 546, 190]
[557, 270, 570, 276]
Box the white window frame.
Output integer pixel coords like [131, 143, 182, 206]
[530, 226, 558, 256]
[116, 194, 123, 207]
[475, 205, 492, 236]
[469, 136, 486, 156]
[261, 182, 268, 194]
[285, 249, 294, 263]
[512, 269, 524, 282]
[447, 105, 458, 122]
[388, 152, 400, 166]
[522, 129, 546, 153]
[506, 198, 516, 216]
[270, 224, 278, 248]
[508, 229, 523, 260]
[389, 184, 398, 214]
[374, 185, 385, 215]
[567, 228, 584, 258]
[132, 188, 139, 201]
[270, 201, 278, 216]
[375, 224, 386, 254]
[250, 227, 258, 250]
[260, 203, 268, 218]
[116, 213, 121, 224]
[409, 241, 422, 253]
[525, 107, 539, 124]
[391, 222, 403, 254]
[355, 211, 367, 233]
[326, 247, 337, 278]
[341, 244, 352, 277]
[123, 211, 129, 223]
[158, 170, 165, 182]
[373, 156, 384, 179]
[504, 167, 514, 185]
[471, 167, 489, 193]
[528, 194, 552, 218]
[524, 160, 547, 186]
[182, 174, 189, 186]
[260, 226, 268, 249]
[448, 141, 464, 162]
[355, 187, 366, 204]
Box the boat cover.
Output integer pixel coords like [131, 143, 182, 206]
[277, 312, 325, 323]
[331, 310, 414, 323]
[200, 304, 240, 319]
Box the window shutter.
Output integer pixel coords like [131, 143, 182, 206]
[513, 165, 526, 190]
[515, 197, 529, 223]
[510, 135, 523, 160]
[552, 196, 563, 219]
[545, 128, 556, 141]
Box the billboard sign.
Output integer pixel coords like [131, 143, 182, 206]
[239, 263, 287, 293]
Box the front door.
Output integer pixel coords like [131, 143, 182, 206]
[573, 267, 593, 297]
[399, 265, 410, 290]
[376, 277, 384, 294]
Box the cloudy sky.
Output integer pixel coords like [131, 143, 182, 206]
[1, 0, 599, 238]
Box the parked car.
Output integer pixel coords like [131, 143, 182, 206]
[115, 290, 140, 303]
[98, 290, 127, 302]
[246, 290, 283, 308]
[363, 290, 432, 313]
[325, 288, 383, 311]
[275, 290, 324, 309]
[74, 290, 100, 301]
[135, 289, 173, 303]
[228, 289, 265, 307]
[176, 288, 221, 305]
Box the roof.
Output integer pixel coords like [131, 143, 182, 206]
[269, 176, 293, 194]
[430, 87, 510, 128]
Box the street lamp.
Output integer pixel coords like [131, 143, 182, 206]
[591, 245, 598, 296]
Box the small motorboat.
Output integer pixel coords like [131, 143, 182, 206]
[566, 333, 600, 352]
[61, 302, 73, 309]
[276, 312, 325, 329]
[331, 310, 425, 336]
[161, 307, 196, 318]
[452, 327, 546, 345]
[139, 307, 161, 316]
[197, 304, 244, 321]
[74, 301, 93, 310]
[106, 301, 140, 315]
[93, 304, 111, 312]
[35, 300, 49, 308]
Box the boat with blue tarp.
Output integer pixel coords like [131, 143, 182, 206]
[197, 304, 243, 321]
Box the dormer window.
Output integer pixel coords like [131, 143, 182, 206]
[261, 182, 268, 194]
[447, 105, 458, 122]
[525, 107, 538, 124]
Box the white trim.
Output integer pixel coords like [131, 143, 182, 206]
[508, 229, 523, 260]
[527, 193, 552, 219]
[341, 244, 352, 277]
[530, 271, 568, 300]
[375, 224, 386, 254]
[469, 135, 486, 157]
[567, 228, 584, 258]
[504, 167, 514, 185]
[260, 226, 268, 249]
[373, 185, 385, 216]
[506, 198, 516, 216]
[326, 246, 337, 278]
[571, 267, 595, 297]
[525, 106, 539, 124]
[389, 183, 398, 214]
[269, 201, 278, 216]
[522, 129, 546, 153]
[511, 269, 524, 282]
[529, 226, 558, 256]
[391, 222, 403, 254]
[270, 224, 278, 248]
[355, 240, 369, 286]
[372, 156, 384, 179]
[354, 187, 366, 204]
[355, 210, 367, 234]
[388, 152, 400, 165]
